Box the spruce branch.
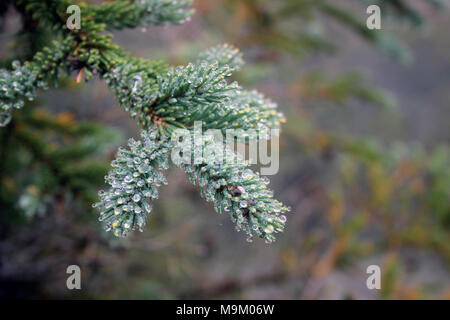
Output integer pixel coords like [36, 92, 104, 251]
[89, 0, 194, 30]
[18, 0, 193, 31]
[0, 37, 76, 126]
[196, 43, 244, 72]
[1, 1, 291, 243]
[93, 127, 171, 237]
[106, 45, 285, 135]
[178, 136, 289, 244]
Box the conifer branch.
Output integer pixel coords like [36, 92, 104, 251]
[179, 136, 289, 243]
[89, 0, 194, 30]
[1, 0, 291, 243]
[0, 38, 76, 126]
[94, 127, 171, 237]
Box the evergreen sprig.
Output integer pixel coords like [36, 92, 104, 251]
[0, 0, 290, 243]
[106, 45, 285, 135]
[180, 136, 289, 244]
[0, 38, 75, 126]
[94, 127, 171, 237]
[90, 0, 194, 30]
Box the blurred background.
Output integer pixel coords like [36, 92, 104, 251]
[0, 0, 449, 299]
